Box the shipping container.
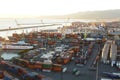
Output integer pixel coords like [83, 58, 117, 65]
[52, 64, 62, 72]
[42, 63, 52, 72]
[56, 57, 63, 64]
[0, 61, 51, 80]
[13, 33, 19, 38]
[49, 33, 54, 38]
[71, 46, 80, 54]
[63, 58, 71, 64]
[0, 71, 4, 79]
[48, 40, 55, 45]
[12, 58, 29, 67]
[0, 61, 26, 79]
[65, 34, 70, 38]
[28, 62, 43, 70]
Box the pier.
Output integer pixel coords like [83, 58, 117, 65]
[0, 24, 61, 32]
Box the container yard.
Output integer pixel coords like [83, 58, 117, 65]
[0, 21, 120, 80]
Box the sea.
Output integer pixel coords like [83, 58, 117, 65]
[1, 52, 20, 60]
[0, 18, 94, 39]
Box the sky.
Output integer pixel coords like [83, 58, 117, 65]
[0, 0, 120, 18]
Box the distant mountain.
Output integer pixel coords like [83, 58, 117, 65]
[39, 9, 120, 20]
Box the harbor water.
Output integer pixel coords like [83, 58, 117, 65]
[1, 52, 20, 60]
[0, 18, 94, 39]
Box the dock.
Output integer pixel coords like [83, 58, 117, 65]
[0, 24, 61, 32]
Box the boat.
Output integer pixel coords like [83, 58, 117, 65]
[0, 41, 33, 50]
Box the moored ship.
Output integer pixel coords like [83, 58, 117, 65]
[0, 41, 33, 50]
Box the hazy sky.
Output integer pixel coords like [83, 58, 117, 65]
[0, 0, 120, 17]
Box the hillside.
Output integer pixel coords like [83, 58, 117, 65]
[39, 9, 120, 19]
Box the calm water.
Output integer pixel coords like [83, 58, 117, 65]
[0, 18, 95, 39]
[1, 52, 20, 60]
